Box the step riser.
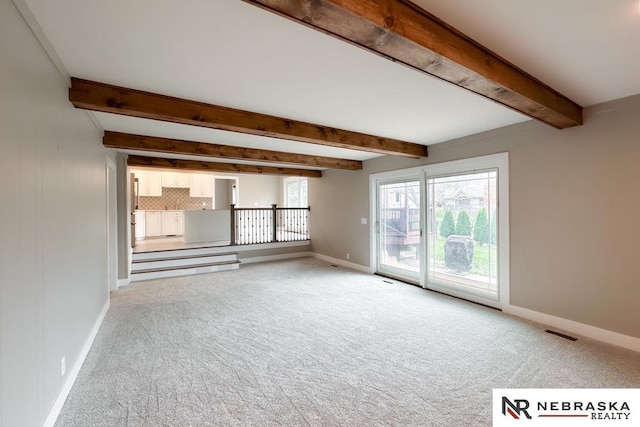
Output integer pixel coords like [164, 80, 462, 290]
[132, 247, 235, 261]
[131, 263, 240, 282]
[132, 254, 238, 272]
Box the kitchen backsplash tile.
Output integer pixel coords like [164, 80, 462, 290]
[138, 187, 212, 211]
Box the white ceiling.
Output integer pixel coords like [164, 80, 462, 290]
[21, 0, 640, 169]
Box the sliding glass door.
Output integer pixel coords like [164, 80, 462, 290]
[372, 154, 509, 309]
[426, 170, 499, 303]
[376, 178, 421, 282]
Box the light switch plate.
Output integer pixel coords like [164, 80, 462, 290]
[361, 218, 367, 225]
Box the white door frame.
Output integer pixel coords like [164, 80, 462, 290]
[106, 156, 118, 292]
[371, 173, 423, 284]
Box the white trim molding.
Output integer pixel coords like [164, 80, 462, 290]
[312, 253, 372, 274]
[505, 304, 640, 353]
[43, 300, 110, 427]
[241, 251, 313, 265]
[116, 278, 130, 289]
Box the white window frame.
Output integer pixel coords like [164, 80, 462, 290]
[369, 153, 510, 310]
[284, 177, 308, 208]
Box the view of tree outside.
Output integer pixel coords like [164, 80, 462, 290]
[473, 208, 489, 246]
[440, 210, 455, 238]
[427, 171, 498, 292]
[455, 211, 472, 236]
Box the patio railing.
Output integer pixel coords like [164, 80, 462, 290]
[230, 204, 310, 245]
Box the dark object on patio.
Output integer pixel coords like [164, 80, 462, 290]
[444, 235, 474, 273]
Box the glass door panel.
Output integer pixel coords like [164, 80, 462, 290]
[377, 180, 421, 281]
[426, 171, 498, 301]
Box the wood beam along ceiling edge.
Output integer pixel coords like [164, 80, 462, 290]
[104, 131, 362, 170]
[127, 155, 323, 178]
[243, 0, 583, 129]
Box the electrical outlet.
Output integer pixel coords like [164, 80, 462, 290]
[346, 253, 350, 260]
[60, 356, 66, 377]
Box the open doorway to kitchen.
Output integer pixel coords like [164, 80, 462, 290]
[127, 166, 241, 252]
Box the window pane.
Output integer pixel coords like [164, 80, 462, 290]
[379, 180, 421, 275]
[300, 180, 308, 207]
[427, 171, 498, 299]
[286, 182, 299, 207]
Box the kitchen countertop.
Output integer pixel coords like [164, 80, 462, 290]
[137, 209, 218, 213]
[137, 209, 207, 212]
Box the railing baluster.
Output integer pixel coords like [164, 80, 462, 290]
[228, 206, 310, 246]
[271, 204, 277, 243]
[230, 204, 236, 245]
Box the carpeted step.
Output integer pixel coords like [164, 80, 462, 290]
[131, 260, 241, 282]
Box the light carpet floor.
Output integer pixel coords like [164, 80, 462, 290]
[55, 258, 640, 426]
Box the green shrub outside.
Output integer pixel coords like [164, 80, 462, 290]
[455, 211, 472, 236]
[440, 210, 456, 238]
[473, 208, 489, 246]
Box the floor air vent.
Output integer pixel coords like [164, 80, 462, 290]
[545, 329, 577, 341]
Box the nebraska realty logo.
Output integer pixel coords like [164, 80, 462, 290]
[493, 389, 639, 426]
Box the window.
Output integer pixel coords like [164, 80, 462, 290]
[427, 171, 498, 300]
[284, 177, 308, 207]
[423, 154, 508, 308]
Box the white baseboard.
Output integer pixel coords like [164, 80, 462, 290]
[241, 251, 313, 265]
[312, 253, 372, 274]
[116, 278, 130, 289]
[504, 304, 640, 353]
[43, 299, 110, 427]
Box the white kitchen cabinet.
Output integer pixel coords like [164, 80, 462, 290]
[134, 211, 146, 240]
[161, 172, 191, 188]
[177, 173, 191, 188]
[161, 211, 184, 236]
[145, 211, 162, 237]
[190, 174, 214, 197]
[136, 171, 162, 196]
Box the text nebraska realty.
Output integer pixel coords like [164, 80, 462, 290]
[505, 397, 631, 420]
[539, 400, 630, 420]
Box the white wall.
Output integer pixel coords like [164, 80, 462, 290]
[237, 174, 280, 207]
[214, 178, 232, 209]
[0, 1, 111, 424]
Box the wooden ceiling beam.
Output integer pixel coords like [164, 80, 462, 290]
[70, 78, 428, 158]
[127, 155, 322, 178]
[105, 131, 362, 170]
[244, 0, 583, 129]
